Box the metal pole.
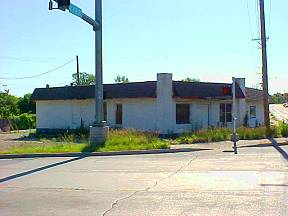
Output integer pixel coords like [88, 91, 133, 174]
[94, 0, 104, 125]
[232, 77, 238, 154]
[259, 0, 270, 129]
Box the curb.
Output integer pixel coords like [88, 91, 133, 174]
[0, 148, 211, 159]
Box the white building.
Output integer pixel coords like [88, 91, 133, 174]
[31, 73, 264, 135]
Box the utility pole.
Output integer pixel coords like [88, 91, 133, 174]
[76, 55, 80, 85]
[259, 0, 270, 129]
[94, 0, 104, 126]
[49, 0, 108, 144]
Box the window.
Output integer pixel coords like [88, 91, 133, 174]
[220, 103, 232, 123]
[176, 104, 190, 124]
[250, 106, 256, 119]
[116, 104, 122, 124]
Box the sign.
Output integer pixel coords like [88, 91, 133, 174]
[68, 4, 83, 18]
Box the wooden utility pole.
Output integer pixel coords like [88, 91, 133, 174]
[76, 55, 80, 85]
[259, 0, 270, 129]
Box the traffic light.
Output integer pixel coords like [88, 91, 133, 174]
[58, 0, 70, 10]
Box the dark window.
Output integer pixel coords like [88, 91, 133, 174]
[250, 106, 256, 119]
[220, 103, 232, 123]
[103, 102, 107, 122]
[176, 104, 190, 124]
[116, 104, 122, 124]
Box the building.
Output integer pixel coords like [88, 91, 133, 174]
[31, 73, 264, 134]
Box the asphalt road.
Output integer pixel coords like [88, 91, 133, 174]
[0, 141, 288, 216]
[270, 104, 288, 123]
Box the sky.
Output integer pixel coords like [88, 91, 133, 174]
[0, 0, 287, 96]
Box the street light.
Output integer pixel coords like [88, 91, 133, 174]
[48, 0, 108, 144]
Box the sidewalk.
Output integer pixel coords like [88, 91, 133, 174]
[1, 137, 287, 159]
[171, 137, 288, 151]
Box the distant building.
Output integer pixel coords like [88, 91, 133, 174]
[31, 73, 264, 134]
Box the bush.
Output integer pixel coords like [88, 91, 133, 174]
[278, 121, 288, 137]
[10, 113, 36, 130]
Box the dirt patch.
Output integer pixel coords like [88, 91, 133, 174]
[0, 132, 32, 151]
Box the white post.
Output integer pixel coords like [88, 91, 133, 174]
[232, 77, 238, 154]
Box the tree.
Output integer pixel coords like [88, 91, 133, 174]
[114, 75, 129, 84]
[271, 93, 288, 104]
[72, 72, 95, 85]
[17, 93, 36, 114]
[182, 77, 200, 82]
[0, 92, 19, 118]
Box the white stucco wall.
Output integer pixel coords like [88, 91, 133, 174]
[107, 99, 157, 131]
[36, 98, 264, 133]
[36, 99, 94, 130]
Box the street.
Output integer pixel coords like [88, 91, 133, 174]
[270, 104, 288, 123]
[0, 140, 288, 216]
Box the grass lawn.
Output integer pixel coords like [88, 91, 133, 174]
[0, 129, 169, 154]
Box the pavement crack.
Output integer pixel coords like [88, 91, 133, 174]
[102, 154, 197, 216]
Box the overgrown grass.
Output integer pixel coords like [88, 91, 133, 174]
[0, 129, 169, 154]
[236, 126, 268, 140]
[1, 142, 88, 154]
[176, 128, 231, 144]
[278, 121, 288, 137]
[175, 124, 288, 144]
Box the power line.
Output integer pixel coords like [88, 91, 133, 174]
[0, 55, 71, 62]
[0, 59, 75, 80]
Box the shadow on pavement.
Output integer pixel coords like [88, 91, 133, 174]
[238, 142, 288, 149]
[261, 183, 288, 187]
[0, 148, 212, 183]
[237, 138, 288, 161]
[0, 156, 87, 184]
[269, 138, 288, 161]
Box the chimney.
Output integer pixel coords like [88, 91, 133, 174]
[235, 78, 246, 96]
[157, 73, 173, 99]
[156, 73, 173, 134]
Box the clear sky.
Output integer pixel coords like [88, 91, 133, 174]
[0, 0, 287, 96]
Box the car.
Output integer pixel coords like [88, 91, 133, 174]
[283, 103, 288, 108]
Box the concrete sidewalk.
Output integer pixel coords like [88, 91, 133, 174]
[0, 137, 287, 159]
[171, 137, 288, 151]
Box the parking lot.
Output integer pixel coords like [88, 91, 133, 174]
[270, 104, 288, 123]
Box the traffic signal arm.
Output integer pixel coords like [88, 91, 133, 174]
[82, 14, 100, 31]
[49, 1, 100, 31]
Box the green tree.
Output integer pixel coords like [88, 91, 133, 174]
[182, 77, 200, 82]
[72, 72, 95, 85]
[0, 92, 19, 118]
[271, 93, 288, 104]
[114, 75, 129, 84]
[17, 93, 36, 114]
